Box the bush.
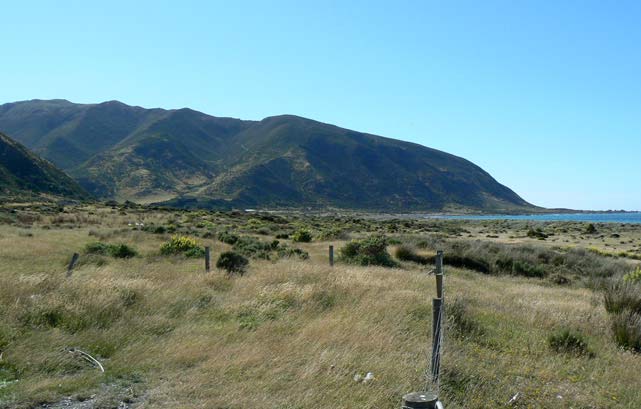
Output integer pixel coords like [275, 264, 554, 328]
[394, 245, 430, 264]
[277, 246, 310, 260]
[160, 235, 205, 257]
[85, 242, 137, 258]
[316, 228, 349, 241]
[108, 243, 138, 258]
[85, 242, 110, 255]
[548, 328, 593, 356]
[611, 312, 641, 351]
[232, 236, 273, 259]
[292, 229, 313, 243]
[216, 251, 249, 275]
[623, 267, 641, 284]
[143, 225, 166, 234]
[585, 223, 597, 234]
[447, 298, 483, 338]
[604, 281, 641, 315]
[527, 227, 548, 240]
[445, 254, 490, 274]
[217, 231, 239, 245]
[339, 236, 398, 267]
[512, 260, 546, 278]
[603, 279, 641, 352]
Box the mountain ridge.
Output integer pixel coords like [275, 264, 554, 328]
[0, 99, 536, 212]
[0, 131, 89, 201]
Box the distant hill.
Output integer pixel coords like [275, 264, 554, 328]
[0, 99, 535, 211]
[0, 131, 89, 200]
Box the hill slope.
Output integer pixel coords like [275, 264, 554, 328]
[0, 131, 89, 200]
[0, 100, 534, 211]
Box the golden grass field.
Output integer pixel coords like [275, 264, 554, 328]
[1, 204, 641, 408]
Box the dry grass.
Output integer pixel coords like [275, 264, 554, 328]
[1, 207, 641, 408]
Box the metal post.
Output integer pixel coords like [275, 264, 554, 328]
[329, 245, 334, 266]
[205, 246, 211, 273]
[66, 253, 79, 277]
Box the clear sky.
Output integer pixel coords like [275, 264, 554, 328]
[2, 0, 640, 210]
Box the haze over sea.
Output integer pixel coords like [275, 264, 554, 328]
[432, 212, 641, 224]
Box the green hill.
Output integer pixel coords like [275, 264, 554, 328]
[0, 131, 89, 200]
[0, 100, 535, 211]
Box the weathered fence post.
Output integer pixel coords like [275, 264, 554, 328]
[431, 297, 443, 383]
[205, 246, 211, 273]
[66, 253, 79, 277]
[402, 392, 440, 409]
[329, 245, 334, 266]
[435, 250, 443, 298]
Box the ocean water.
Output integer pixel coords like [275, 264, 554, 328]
[429, 213, 641, 224]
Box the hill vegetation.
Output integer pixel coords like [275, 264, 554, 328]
[0, 132, 88, 201]
[0, 100, 534, 212]
[1, 204, 641, 407]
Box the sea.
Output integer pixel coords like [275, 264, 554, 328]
[428, 212, 641, 224]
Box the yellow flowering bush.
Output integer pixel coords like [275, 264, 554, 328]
[160, 235, 205, 257]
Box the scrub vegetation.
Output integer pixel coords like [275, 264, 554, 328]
[1, 202, 641, 408]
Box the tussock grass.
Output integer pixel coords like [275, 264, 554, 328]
[1, 206, 641, 407]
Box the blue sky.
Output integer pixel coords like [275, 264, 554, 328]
[2, 0, 640, 210]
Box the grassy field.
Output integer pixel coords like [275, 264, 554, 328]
[1, 204, 641, 408]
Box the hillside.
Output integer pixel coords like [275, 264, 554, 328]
[0, 100, 534, 211]
[0, 131, 89, 200]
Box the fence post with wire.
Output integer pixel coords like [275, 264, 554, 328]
[402, 250, 445, 409]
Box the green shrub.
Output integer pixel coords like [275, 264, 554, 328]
[85, 242, 137, 258]
[232, 236, 273, 259]
[550, 274, 571, 285]
[512, 260, 546, 278]
[216, 251, 249, 275]
[603, 279, 641, 352]
[217, 231, 239, 245]
[160, 235, 204, 257]
[292, 229, 313, 243]
[585, 223, 597, 234]
[604, 281, 641, 315]
[447, 298, 483, 338]
[623, 267, 641, 284]
[548, 328, 592, 356]
[611, 312, 641, 352]
[277, 246, 310, 260]
[394, 245, 430, 264]
[316, 228, 348, 241]
[109, 243, 137, 258]
[143, 225, 166, 234]
[85, 242, 110, 255]
[495, 257, 545, 277]
[444, 254, 490, 274]
[339, 236, 398, 267]
[527, 227, 548, 240]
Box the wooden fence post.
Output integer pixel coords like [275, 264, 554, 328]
[435, 250, 443, 298]
[401, 251, 446, 408]
[431, 297, 443, 383]
[205, 246, 211, 273]
[329, 245, 334, 266]
[66, 253, 79, 277]
[402, 392, 439, 409]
